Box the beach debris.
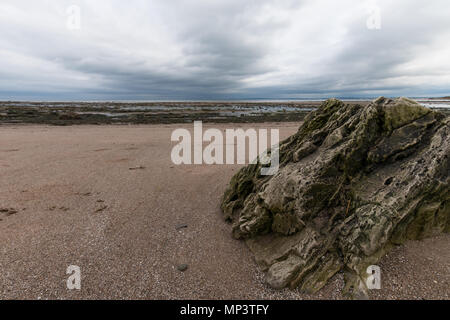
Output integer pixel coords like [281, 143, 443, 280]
[95, 205, 108, 213]
[176, 223, 188, 231]
[221, 97, 449, 299]
[177, 264, 189, 272]
[75, 192, 92, 196]
[129, 166, 146, 170]
[0, 208, 18, 216]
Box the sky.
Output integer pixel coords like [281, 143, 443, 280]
[1, 0, 450, 101]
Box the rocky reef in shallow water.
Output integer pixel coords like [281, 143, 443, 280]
[221, 97, 449, 298]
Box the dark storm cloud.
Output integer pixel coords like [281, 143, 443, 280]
[0, 0, 449, 100]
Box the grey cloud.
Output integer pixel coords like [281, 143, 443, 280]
[0, 0, 449, 100]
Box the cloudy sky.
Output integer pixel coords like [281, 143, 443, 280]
[1, 0, 450, 100]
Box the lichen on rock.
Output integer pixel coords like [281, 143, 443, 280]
[221, 97, 449, 298]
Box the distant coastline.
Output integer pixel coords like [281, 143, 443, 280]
[1, 98, 448, 126]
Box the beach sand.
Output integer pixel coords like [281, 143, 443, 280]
[0, 123, 448, 299]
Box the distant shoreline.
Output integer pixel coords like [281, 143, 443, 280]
[0, 100, 353, 126]
[1, 99, 448, 126]
[0, 96, 449, 104]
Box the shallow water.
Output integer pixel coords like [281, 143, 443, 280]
[419, 102, 450, 109]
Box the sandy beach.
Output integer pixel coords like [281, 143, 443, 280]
[0, 123, 448, 300]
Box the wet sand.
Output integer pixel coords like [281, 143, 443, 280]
[0, 123, 448, 300]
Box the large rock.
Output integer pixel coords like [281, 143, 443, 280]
[221, 97, 449, 298]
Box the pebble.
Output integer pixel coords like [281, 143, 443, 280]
[176, 224, 188, 231]
[177, 264, 188, 272]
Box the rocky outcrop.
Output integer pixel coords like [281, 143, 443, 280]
[221, 97, 449, 298]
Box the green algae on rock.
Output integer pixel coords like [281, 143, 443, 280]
[221, 97, 449, 298]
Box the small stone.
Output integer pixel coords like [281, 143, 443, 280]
[175, 224, 188, 231]
[129, 166, 145, 170]
[177, 264, 188, 272]
[95, 205, 108, 213]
